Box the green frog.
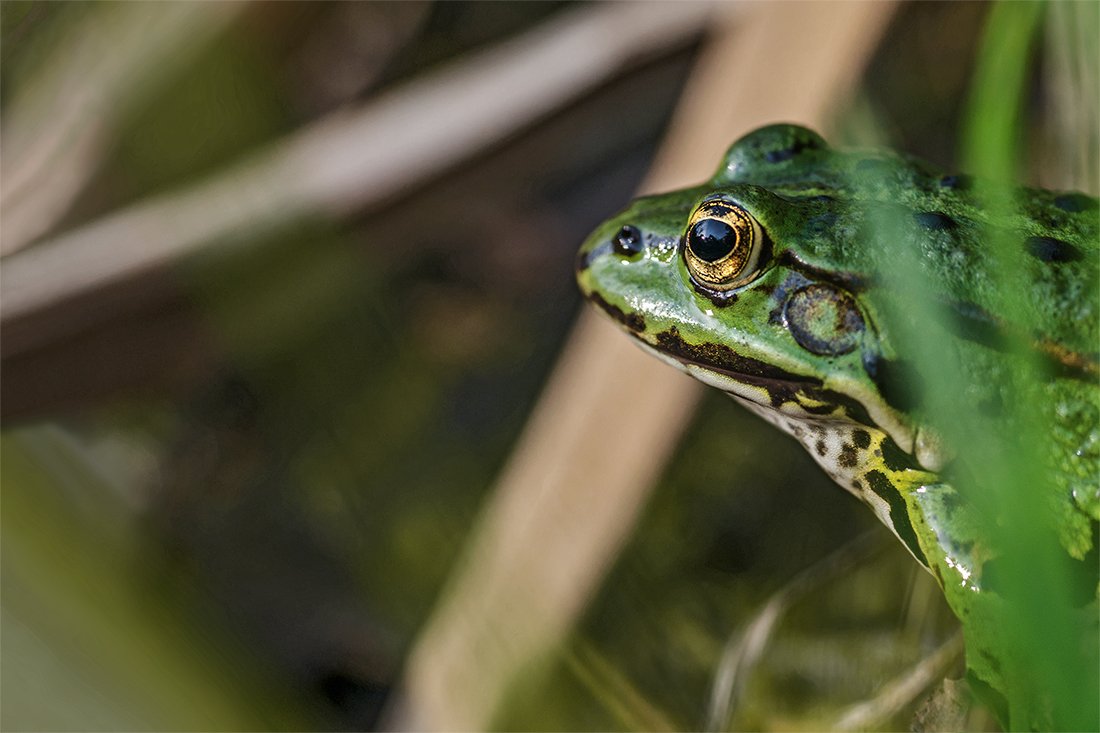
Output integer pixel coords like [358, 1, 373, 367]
[576, 124, 1098, 729]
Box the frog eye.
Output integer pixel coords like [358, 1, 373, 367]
[683, 199, 764, 290]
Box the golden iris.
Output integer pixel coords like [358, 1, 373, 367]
[684, 199, 763, 290]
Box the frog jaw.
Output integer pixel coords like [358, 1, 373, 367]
[624, 328, 918, 458]
[625, 331, 937, 569]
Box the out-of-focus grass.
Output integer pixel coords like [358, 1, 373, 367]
[958, 3, 1098, 730]
[1, 428, 311, 731]
[492, 390, 958, 732]
[872, 1, 1098, 729]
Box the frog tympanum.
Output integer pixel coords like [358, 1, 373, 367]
[576, 124, 1099, 729]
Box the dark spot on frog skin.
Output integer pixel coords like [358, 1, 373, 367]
[930, 564, 944, 586]
[720, 125, 830, 181]
[879, 435, 918, 472]
[807, 195, 836, 203]
[862, 352, 924, 413]
[764, 135, 823, 163]
[587, 292, 646, 333]
[978, 650, 1002, 674]
[802, 212, 838, 237]
[941, 300, 1011, 352]
[838, 445, 858, 468]
[1025, 235, 1083, 263]
[939, 174, 973, 190]
[913, 211, 958, 231]
[938, 487, 964, 513]
[940, 300, 1099, 380]
[852, 429, 871, 449]
[815, 440, 826, 457]
[864, 469, 928, 567]
[977, 392, 1002, 418]
[755, 283, 776, 298]
[776, 250, 872, 293]
[1054, 192, 1098, 213]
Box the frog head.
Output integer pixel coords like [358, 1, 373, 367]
[576, 125, 929, 466]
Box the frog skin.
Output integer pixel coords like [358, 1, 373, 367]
[575, 125, 1099, 729]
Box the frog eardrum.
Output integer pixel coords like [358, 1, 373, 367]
[683, 198, 764, 290]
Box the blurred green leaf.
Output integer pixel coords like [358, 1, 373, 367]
[1, 428, 312, 731]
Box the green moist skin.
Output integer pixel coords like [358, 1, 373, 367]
[576, 124, 1099, 729]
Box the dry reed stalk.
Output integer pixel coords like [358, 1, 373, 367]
[392, 2, 900, 730]
[1, 3, 715, 327]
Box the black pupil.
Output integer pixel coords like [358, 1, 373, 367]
[613, 225, 643, 256]
[688, 219, 737, 262]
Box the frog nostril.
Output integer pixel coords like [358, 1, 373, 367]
[613, 225, 644, 257]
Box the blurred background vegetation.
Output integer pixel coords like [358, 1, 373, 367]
[1, 2, 1095, 731]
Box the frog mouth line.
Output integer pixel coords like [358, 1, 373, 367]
[637, 326, 884, 428]
[587, 285, 840, 410]
[583, 287, 812, 390]
[588, 288, 921, 451]
[650, 325, 820, 390]
[586, 291, 647, 334]
[633, 329, 925, 463]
